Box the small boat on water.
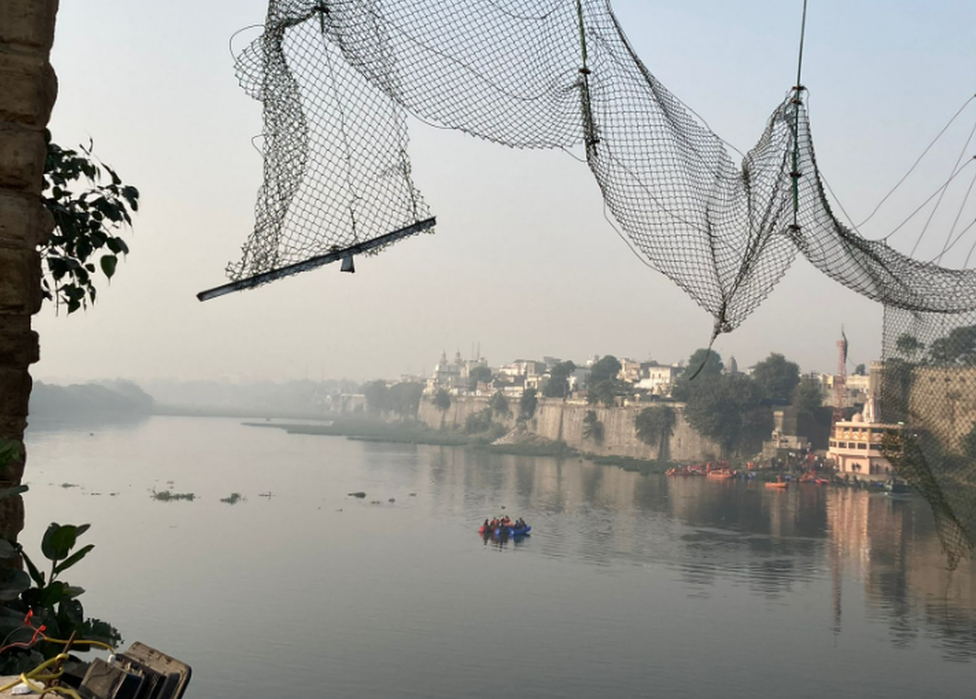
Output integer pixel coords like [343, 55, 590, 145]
[764, 481, 788, 489]
[884, 479, 911, 494]
[478, 524, 532, 537]
[707, 470, 733, 479]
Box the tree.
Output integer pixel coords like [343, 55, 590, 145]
[587, 379, 626, 407]
[432, 389, 451, 428]
[634, 406, 676, 461]
[929, 325, 976, 365]
[519, 387, 538, 421]
[388, 382, 424, 419]
[589, 355, 622, 384]
[467, 365, 492, 391]
[683, 348, 724, 378]
[41, 141, 139, 313]
[895, 333, 925, 361]
[488, 391, 510, 417]
[582, 410, 604, 443]
[362, 380, 390, 415]
[464, 408, 494, 435]
[792, 377, 823, 414]
[853, 363, 866, 376]
[684, 374, 772, 457]
[751, 352, 800, 403]
[542, 360, 576, 398]
[671, 349, 723, 400]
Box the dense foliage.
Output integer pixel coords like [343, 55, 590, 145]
[634, 406, 676, 460]
[464, 408, 495, 435]
[895, 333, 925, 360]
[542, 361, 576, 398]
[582, 410, 604, 444]
[792, 377, 823, 414]
[671, 349, 723, 400]
[518, 387, 538, 421]
[467, 366, 493, 391]
[586, 379, 626, 407]
[41, 141, 139, 314]
[488, 391, 510, 417]
[751, 353, 800, 403]
[588, 356, 622, 385]
[683, 374, 771, 457]
[432, 389, 451, 413]
[363, 381, 424, 418]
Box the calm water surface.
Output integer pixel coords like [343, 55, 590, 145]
[23, 417, 976, 698]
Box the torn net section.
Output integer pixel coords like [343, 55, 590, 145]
[230, 1, 431, 280]
[229, 0, 976, 562]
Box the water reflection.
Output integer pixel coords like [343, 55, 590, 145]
[414, 446, 976, 661]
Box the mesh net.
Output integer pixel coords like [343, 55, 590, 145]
[228, 0, 976, 562]
[881, 307, 976, 568]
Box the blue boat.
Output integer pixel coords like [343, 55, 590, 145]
[494, 525, 531, 537]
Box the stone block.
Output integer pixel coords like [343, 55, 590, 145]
[0, 124, 46, 191]
[0, 51, 57, 126]
[0, 247, 41, 314]
[0, 0, 59, 50]
[0, 368, 30, 422]
[0, 190, 53, 246]
[0, 317, 37, 366]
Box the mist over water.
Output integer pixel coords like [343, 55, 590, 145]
[23, 417, 976, 698]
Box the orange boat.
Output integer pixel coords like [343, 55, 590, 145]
[764, 481, 788, 489]
[707, 470, 733, 479]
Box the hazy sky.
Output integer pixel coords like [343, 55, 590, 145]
[34, 0, 976, 384]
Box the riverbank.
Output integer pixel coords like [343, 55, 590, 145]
[242, 418, 675, 475]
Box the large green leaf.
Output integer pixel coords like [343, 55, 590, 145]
[0, 538, 16, 559]
[99, 254, 117, 279]
[54, 544, 94, 575]
[41, 523, 86, 561]
[21, 549, 45, 587]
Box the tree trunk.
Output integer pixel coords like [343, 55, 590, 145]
[0, 0, 59, 540]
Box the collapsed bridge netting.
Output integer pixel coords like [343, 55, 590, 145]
[229, 0, 976, 564]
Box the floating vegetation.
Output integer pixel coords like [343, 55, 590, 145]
[220, 492, 243, 505]
[388, 498, 395, 503]
[60, 483, 79, 489]
[258, 491, 273, 498]
[152, 490, 196, 502]
[348, 491, 366, 498]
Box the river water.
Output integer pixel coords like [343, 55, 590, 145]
[22, 416, 976, 698]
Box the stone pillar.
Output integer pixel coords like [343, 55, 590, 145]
[0, 0, 59, 538]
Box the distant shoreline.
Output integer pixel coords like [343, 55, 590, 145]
[153, 404, 337, 421]
[243, 418, 674, 476]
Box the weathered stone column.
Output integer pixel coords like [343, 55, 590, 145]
[0, 0, 58, 539]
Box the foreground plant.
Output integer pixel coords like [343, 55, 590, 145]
[0, 441, 120, 673]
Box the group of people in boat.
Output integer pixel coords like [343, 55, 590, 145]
[483, 515, 527, 532]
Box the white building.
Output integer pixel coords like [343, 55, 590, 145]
[636, 365, 680, 396]
[827, 397, 903, 481]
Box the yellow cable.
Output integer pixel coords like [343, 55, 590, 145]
[17, 673, 83, 699]
[0, 654, 68, 693]
[0, 635, 116, 693]
[43, 636, 116, 653]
